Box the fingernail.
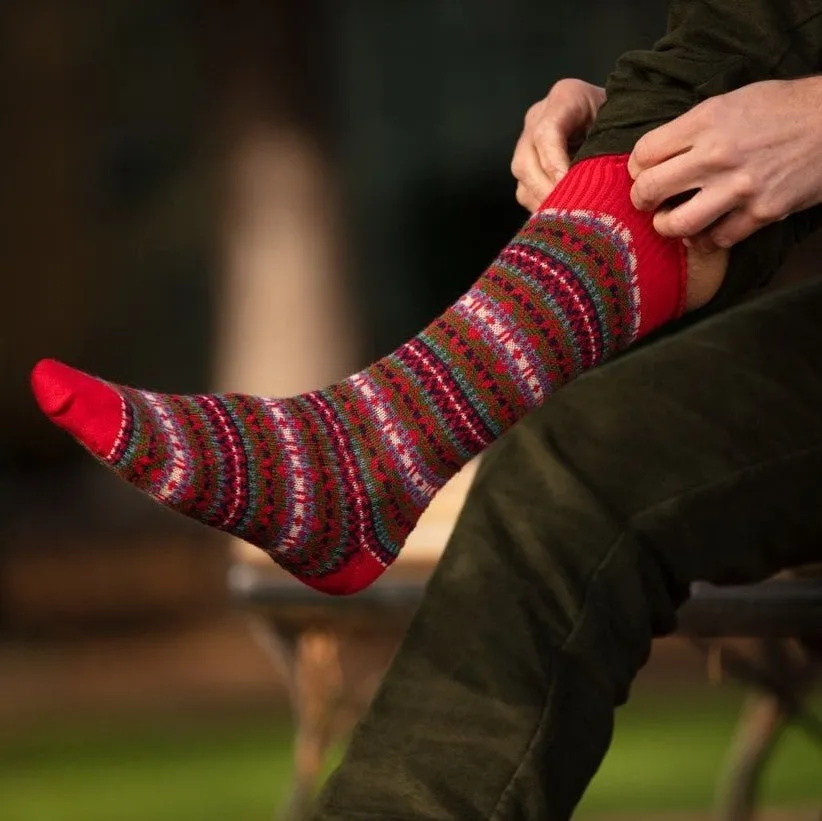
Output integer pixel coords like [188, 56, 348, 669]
[682, 237, 693, 248]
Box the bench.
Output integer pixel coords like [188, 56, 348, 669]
[229, 567, 822, 821]
[229, 461, 822, 820]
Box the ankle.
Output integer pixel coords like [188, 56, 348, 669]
[684, 248, 729, 311]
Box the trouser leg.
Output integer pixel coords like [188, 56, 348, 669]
[311, 279, 822, 821]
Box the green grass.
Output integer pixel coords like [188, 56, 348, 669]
[578, 690, 822, 815]
[1, 689, 820, 820]
[1, 716, 296, 821]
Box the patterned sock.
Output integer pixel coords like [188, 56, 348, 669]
[31, 154, 685, 594]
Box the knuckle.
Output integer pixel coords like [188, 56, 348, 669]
[524, 102, 543, 125]
[632, 177, 656, 209]
[631, 136, 654, 170]
[549, 77, 577, 97]
[748, 199, 781, 224]
[696, 96, 720, 124]
[733, 171, 756, 199]
[695, 97, 727, 135]
[704, 140, 734, 169]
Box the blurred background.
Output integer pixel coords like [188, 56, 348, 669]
[2, 1, 821, 819]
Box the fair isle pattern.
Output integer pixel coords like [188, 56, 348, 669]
[96, 207, 639, 583]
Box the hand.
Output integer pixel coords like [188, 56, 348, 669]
[628, 77, 822, 251]
[511, 79, 606, 212]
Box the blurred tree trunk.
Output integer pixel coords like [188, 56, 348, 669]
[207, 0, 357, 397]
[203, 0, 357, 567]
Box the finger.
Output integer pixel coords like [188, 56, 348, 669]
[630, 149, 700, 211]
[708, 209, 765, 249]
[685, 229, 721, 254]
[515, 182, 541, 213]
[532, 109, 579, 184]
[511, 137, 554, 206]
[628, 110, 701, 178]
[653, 184, 740, 239]
[533, 128, 572, 186]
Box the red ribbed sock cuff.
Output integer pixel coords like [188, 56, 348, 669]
[542, 153, 687, 337]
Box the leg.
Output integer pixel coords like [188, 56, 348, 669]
[311, 278, 822, 821]
[32, 154, 697, 595]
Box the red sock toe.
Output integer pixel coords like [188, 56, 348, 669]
[31, 359, 124, 459]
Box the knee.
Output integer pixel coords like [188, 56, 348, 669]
[462, 424, 677, 701]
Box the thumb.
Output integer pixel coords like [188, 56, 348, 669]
[534, 129, 572, 185]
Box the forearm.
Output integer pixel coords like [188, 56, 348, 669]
[577, 0, 822, 303]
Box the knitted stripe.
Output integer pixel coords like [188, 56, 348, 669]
[100, 205, 638, 573]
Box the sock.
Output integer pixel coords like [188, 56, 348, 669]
[31, 154, 685, 595]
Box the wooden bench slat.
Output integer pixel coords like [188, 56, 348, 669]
[230, 565, 822, 638]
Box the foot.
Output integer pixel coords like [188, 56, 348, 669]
[32, 154, 690, 594]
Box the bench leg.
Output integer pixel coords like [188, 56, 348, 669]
[716, 691, 788, 821]
[249, 617, 345, 821]
[710, 636, 822, 821]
